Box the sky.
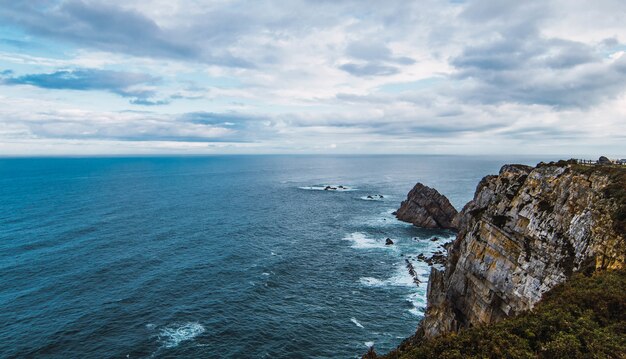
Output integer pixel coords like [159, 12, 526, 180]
[0, 0, 625, 156]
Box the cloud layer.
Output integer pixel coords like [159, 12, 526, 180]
[0, 0, 625, 155]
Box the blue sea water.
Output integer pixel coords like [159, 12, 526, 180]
[0, 155, 546, 358]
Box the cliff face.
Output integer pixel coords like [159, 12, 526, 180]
[421, 163, 625, 338]
[395, 183, 458, 229]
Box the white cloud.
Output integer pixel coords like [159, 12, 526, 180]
[0, 0, 624, 155]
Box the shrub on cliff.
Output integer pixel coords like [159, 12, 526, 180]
[374, 269, 626, 359]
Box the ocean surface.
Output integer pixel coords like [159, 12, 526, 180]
[0, 155, 547, 358]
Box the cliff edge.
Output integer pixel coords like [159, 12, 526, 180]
[422, 162, 625, 337]
[371, 161, 626, 358]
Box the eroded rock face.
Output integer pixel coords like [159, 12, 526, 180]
[395, 183, 458, 229]
[420, 163, 625, 338]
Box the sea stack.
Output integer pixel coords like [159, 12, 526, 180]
[395, 183, 458, 229]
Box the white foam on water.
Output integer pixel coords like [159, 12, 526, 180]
[359, 277, 384, 286]
[406, 290, 428, 317]
[354, 210, 414, 228]
[359, 259, 430, 316]
[159, 322, 206, 349]
[351, 317, 365, 329]
[359, 194, 388, 201]
[298, 184, 358, 192]
[359, 269, 414, 288]
[364, 341, 375, 348]
[262, 272, 270, 276]
[342, 232, 393, 250]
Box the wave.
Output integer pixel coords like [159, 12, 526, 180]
[359, 270, 416, 288]
[359, 194, 387, 201]
[298, 184, 357, 191]
[351, 317, 365, 329]
[158, 322, 205, 349]
[359, 260, 429, 317]
[342, 232, 394, 250]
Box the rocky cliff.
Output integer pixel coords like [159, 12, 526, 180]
[395, 183, 458, 229]
[419, 162, 626, 338]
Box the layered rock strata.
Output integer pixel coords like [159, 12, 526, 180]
[420, 163, 625, 338]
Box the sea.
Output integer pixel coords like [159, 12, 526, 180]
[0, 155, 547, 358]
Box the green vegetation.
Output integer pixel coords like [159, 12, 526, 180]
[371, 270, 626, 359]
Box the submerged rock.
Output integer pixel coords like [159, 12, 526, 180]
[385, 238, 394, 245]
[395, 183, 458, 229]
[405, 259, 421, 286]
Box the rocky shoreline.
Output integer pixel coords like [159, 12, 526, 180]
[368, 159, 626, 357]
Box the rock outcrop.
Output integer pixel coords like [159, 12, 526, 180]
[395, 183, 458, 229]
[420, 163, 626, 338]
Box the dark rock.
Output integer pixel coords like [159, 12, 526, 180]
[367, 195, 374, 199]
[405, 259, 421, 286]
[385, 238, 394, 245]
[431, 237, 439, 241]
[428, 253, 447, 266]
[598, 156, 611, 165]
[395, 183, 458, 229]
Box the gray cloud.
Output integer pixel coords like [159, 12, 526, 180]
[449, 3, 626, 109]
[1, 68, 170, 105]
[0, 0, 252, 67]
[339, 63, 400, 77]
[8, 110, 249, 142]
[345, 41, 415, 65]
[339, 40, 415, 77]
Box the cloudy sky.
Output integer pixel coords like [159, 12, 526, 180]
[0, 0, 625, 156]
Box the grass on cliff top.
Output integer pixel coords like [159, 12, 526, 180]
[370, 269, 626, 359]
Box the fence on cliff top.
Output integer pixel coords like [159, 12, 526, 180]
[574, 158, 626, 166]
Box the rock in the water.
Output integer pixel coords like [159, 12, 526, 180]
[385, 238, 394, 245]
[395, 183, 458, 229]
[405, 259, 421, 286]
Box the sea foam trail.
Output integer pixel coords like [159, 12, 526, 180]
[158, 322, 205, 349]
[298, 185, 357, 191]
[342, 232, 394, 250]
[351, 317, 365, 329]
